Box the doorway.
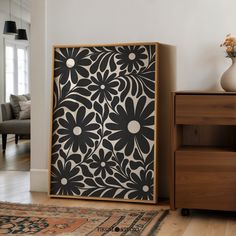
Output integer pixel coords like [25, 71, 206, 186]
[0, 0, 31, 172]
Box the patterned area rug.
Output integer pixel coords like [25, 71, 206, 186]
[0, 202, 168, 235]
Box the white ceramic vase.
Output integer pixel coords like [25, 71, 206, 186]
[221, 57, 236, 92]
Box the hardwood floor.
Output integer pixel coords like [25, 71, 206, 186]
[0, 143, 236, 235]
[0, 139, 30, 171]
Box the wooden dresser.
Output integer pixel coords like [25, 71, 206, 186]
[171, 91, 236, 214]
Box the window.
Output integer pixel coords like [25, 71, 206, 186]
[5, 40, 29, 102]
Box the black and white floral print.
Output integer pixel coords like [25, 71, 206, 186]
[127, 170, 154, 200]
[51, 160, 84, 195]
[106, 96, 154, 156]
[116, 46, 148, 72]
[54, 48, 91, 84]
[57, 107, 99, 153]
[90, 149, 116, 179]
[51, 44, 157, 202]
[88, 70, 119, 103]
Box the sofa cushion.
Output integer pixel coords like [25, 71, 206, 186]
[19, 100, 31, 120]
[0, 119, 30, 134]
[10, 94, 30, 119]
[1, 103, 13, 121]
[24, 93, 31, 100]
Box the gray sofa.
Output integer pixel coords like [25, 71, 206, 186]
[0, 103, 30, 151]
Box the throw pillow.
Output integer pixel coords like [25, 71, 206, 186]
[10, 94, 29, 119]
[19, 100, 31, 120]
[24, 93, 31, 100]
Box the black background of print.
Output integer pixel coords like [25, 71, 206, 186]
[50, 44, 157, 202]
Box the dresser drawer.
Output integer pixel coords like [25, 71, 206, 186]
[175, 150, 236, 211]
[175, 95, 236, 125]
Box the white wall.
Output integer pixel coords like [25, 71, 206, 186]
[30, 0, 49, 191]
[45, 0, 236, 90]
[0, 0, 30, 24]
[30, 0, 236, 196]
[30, 0, 47, 169]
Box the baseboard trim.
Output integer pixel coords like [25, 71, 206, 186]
[30, 169, 48, 192]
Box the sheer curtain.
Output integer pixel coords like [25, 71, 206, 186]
[5, 40, 29, 102]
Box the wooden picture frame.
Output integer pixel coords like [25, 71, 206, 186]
[49, 42, 159, 203]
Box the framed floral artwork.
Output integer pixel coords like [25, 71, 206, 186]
[49, 43, 158, 203]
